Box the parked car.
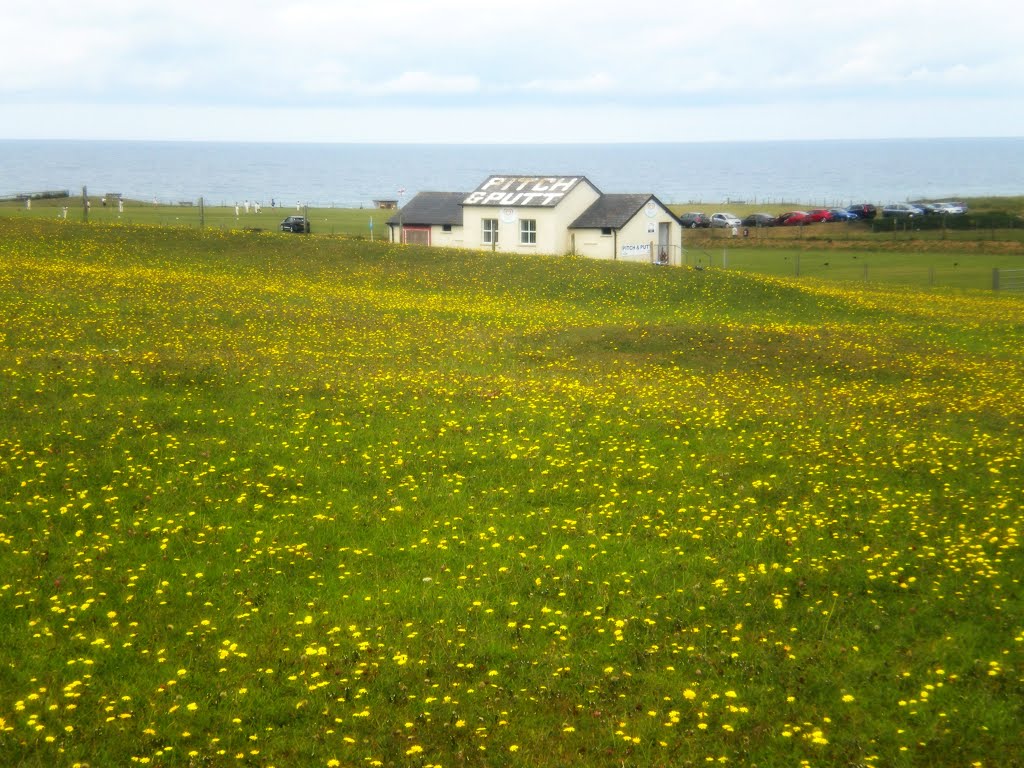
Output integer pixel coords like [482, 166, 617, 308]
[846, 203, 877, 220]
[679, 212, 710, 228]
[742, 212, 776, 227]
[709, 212, 742, 228]
[882, 203, 926, 218]
[935, 201, 967, 214]
[775, 211, 811, 226]
[828, 208, 859, 221]
[280, 215, 310, 233]
[807, 209, 835, 223]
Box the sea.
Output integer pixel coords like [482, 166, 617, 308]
[1, 138, 1022, 209]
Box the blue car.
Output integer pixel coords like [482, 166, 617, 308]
[846, 203, 877, 220]
[828, 208, 859, 222]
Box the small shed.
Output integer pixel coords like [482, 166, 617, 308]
[373, 199, 399, 210]
[387, 192, 466, 246]
[569, 194, 683, 265]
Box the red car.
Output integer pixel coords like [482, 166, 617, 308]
[775, 211, 811, 226]
[807, 209, 835, 223]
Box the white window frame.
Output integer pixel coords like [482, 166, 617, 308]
[520, 218, 537, 245]
[482, 218, 498, 245]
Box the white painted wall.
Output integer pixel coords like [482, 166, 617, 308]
[462, 182, 601, 256]
[572, 199, 683, 266]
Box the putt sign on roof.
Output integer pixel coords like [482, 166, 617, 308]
[463, 176, 582, 207]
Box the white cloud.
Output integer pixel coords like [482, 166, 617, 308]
[1, 0, 1021, 140]
[378, 72, 480, 95]
[520, 74, 618, 94]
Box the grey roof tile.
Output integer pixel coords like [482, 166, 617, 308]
[569, 194, 675, 229]
[387, 192, 465, 226]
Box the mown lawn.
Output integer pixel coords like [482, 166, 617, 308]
[1, 219, 1021, 767]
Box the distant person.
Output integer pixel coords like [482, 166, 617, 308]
[61, 206, 68, 219]
[26, 198, 31, 209]
[244, 200, 250, 213]
[118, 198, 124, 214]
[271, 198, 275, 208]
[235, 203, 240, 218]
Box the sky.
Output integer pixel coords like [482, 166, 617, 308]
[3, 0, 1023, 143]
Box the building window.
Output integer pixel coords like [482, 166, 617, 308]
[482, 218, 498, 244]
[520, 219, 537, 245]
[601, 227, 612, 236]
[442, 224, 452, 232]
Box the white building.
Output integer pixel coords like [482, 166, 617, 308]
[387, 175, 683, 266]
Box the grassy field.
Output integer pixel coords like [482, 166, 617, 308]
[0, 197, 385, 238]
[1, 218, 1022, 767]
[4, 196, 1024, 293]
[4, 194, 1024, 244]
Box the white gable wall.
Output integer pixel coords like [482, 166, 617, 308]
[572, 199, 683, 266]
[462, 181, 601, 256]
[616, 202, 682, 266]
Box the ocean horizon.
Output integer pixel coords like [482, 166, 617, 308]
[2, 137, 1022, 209]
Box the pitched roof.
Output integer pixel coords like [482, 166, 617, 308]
[463, 175, 599, 208]
[569, 194, 678, 229]
[387, 192, 465, 226]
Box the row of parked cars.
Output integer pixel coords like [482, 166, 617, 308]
[679, 201, 968, 229]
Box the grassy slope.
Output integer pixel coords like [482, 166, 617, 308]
[4, 196, 1023, 294]
[0, 219, 1021, 767]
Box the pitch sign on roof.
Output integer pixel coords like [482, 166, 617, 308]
[464, 176, 581, 207]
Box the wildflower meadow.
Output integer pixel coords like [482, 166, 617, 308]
[0, 219, 1020, 767]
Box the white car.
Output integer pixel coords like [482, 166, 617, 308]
[709, 212, 742, 228]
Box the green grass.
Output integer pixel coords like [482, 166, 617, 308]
[683, 243, 1024, 290]
[0, 196, 386, 238]
[0, 218, 1021, 767]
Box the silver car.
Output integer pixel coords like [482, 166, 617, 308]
[709, 212, 742, 228]
[882, 203, 926, 217]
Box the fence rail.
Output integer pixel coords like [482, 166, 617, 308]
[993, 268, 1024, 292]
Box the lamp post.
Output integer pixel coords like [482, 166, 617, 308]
[397, 187, 406, 243]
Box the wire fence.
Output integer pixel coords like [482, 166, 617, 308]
[993, 268, 1024, 292]
[685, 248, 1024, 293]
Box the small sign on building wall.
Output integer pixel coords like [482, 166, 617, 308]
[647, 222, 656, 234]
[620, 243, 651, 259]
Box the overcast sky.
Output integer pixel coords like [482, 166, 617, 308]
[3, 0, 1022, 143]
